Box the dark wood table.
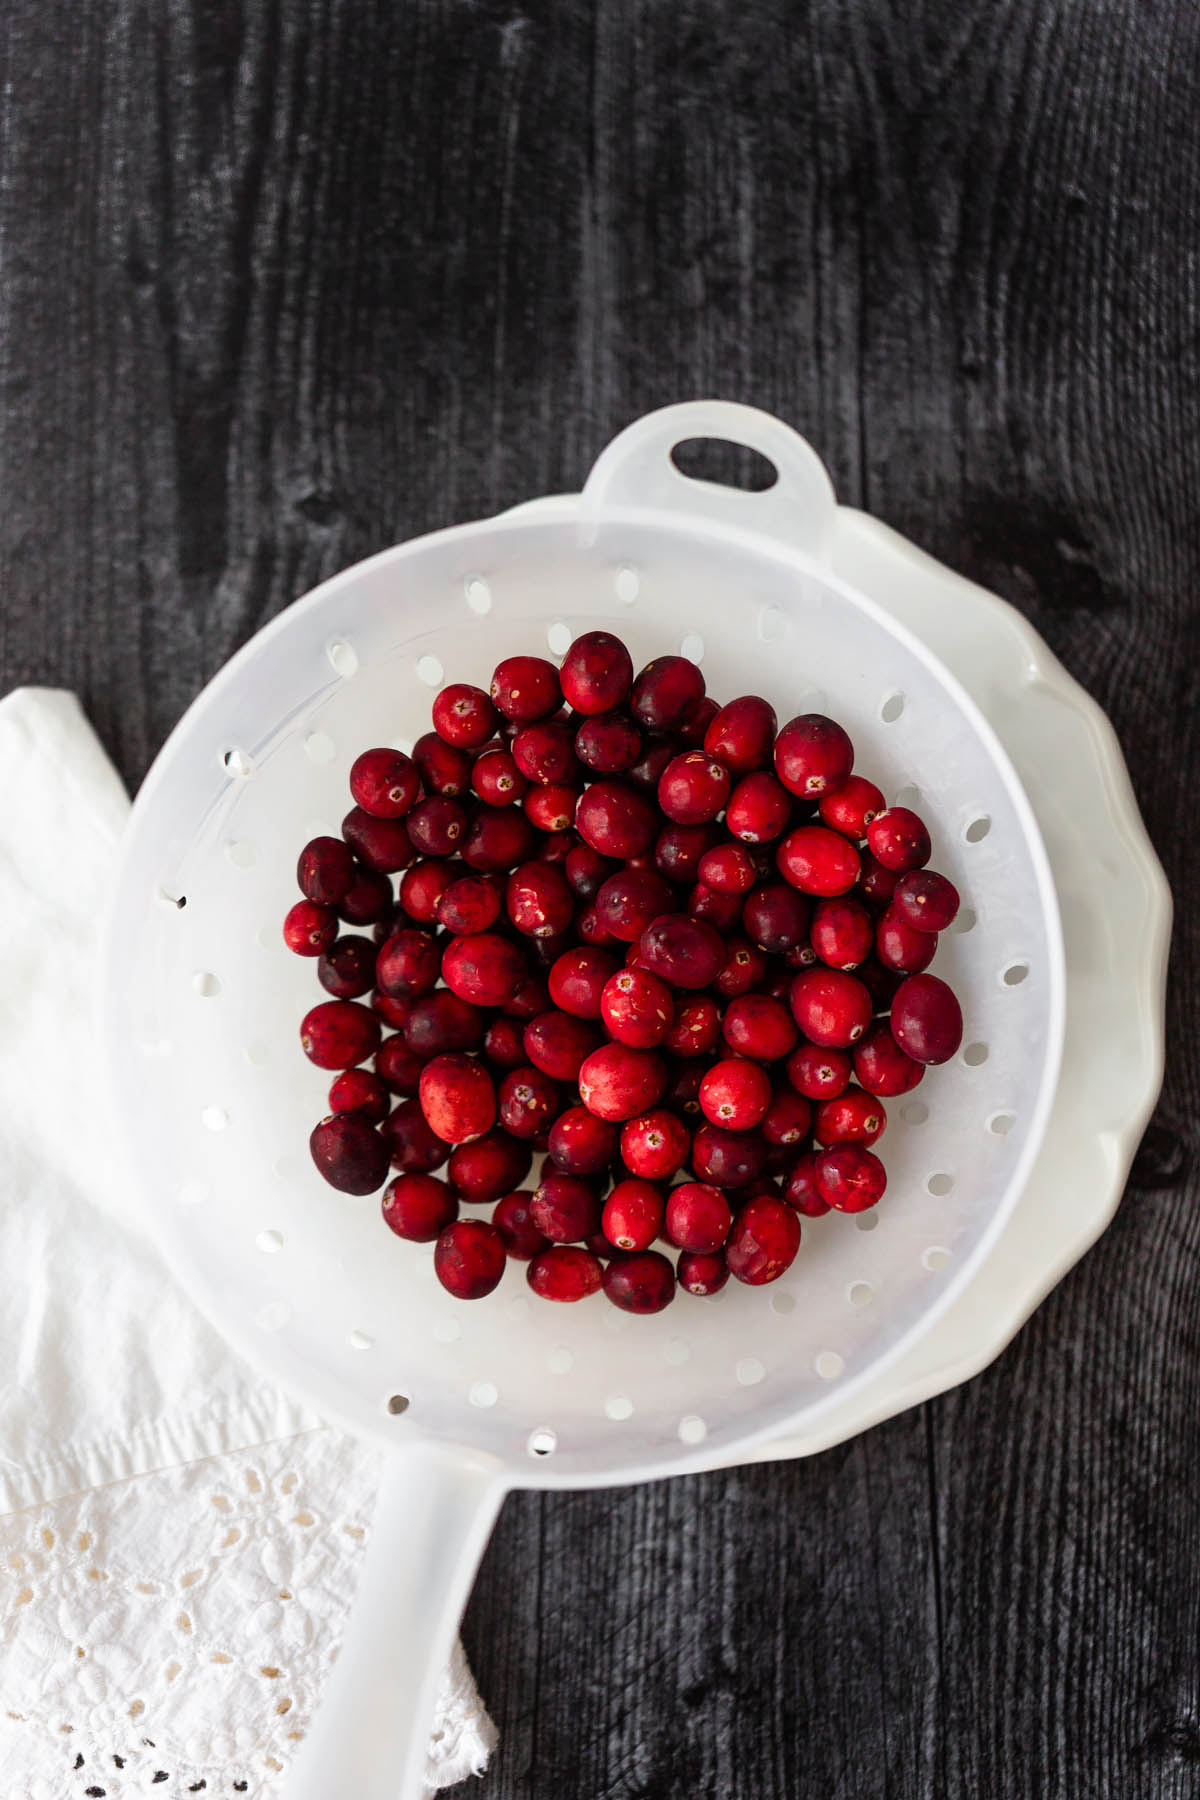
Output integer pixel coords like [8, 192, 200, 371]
[3, 4, 1195, 1794]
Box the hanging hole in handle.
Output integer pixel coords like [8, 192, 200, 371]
[670, 438, 779, 493]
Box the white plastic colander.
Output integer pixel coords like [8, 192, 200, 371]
[98, 402, 1065, 1798]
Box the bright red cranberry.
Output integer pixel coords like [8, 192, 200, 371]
[691, 1124, 767, 1188]
[876, 908, 938, 974]
[297, 836, 357, 905]
[418, 1054, 496, 1145]
[432, 683, 498, 750]
[574, 780, 658, 858]
[490, 655, 561, 722]
[504, 862, 573, 939]
[497, 1065, 562, 1139]
[523, 1012, 601, 1082]
[482, 1016, 527, 1071]
[470, 746, 526, 807]
[722, 993, 798, 1062]
[412, 731, 470, 797]
[725, 1196, 801, 1284]
[434, 1219, 507, 1298]
[436, 875, 501, 936]
[714, 936, 769, 1000]
[604, 1251, 676, 1314]
[461, 803, 536, 872]
[774, 714, 854, 798]
[777, 825, 860, 896]
[629, 735, 683, 793]
[318, 935, 379, 999]
[742, 882, 811, 953]
[594, 870, 674, 942]
[530, 1171, 602, 1243]
[328, 1068, 389, 1123]
[815, 1086, 887, 1146]
[406, 796, 466, 858]
[665, 1181, 732, 1253]
[664, 994, 723, 1058]
[698, 843, 757, 894]
[704, 694, 777, 774]
[814, 1144, 887, 1211]
[492, 1191, 549, 1260]
[375, 1035, 425, 1096]
[892, 870, 960, 932]
[404, 991, 484, 1057]
[630, 656, 705, 731]
[575, 713, 642, 774]
[761, 1088, 812, 1146]
[677, 1250, 730, 1295]
[546, 1104, 619, 1175]
[783, 1152, 830, 1215]
[399, 859, 454, 922]
[512, 719, 578, 786]
[602, 1179, 665, 1251]
[867, 807, 932, 872]
[448, 1129, 533, 1203]
[601, 968, 675, 1048]
[441, 932, 526, 1007]
[638, 914, 725, 989]
[818, 775, 886, 839]
[343, 808, 416, 873]
[382, 1172, 459, 1241]
[657, 751, 731, 825]
[284, 899, 338, 956]
[699, 1059, 771, 1131]
[852, 1020, 925, 1096]
[890, 973, 963, 1064]
[349, 747, 420, 818]
[564, 844, 617, 900]
[619, 1108, 691, 1181]
[788, 967, 873, 1047]
[527, 1245, 603, 1302]
[557, 630, 634, 713]
[578, 1043, 668, 1121]
[811, 896, 874, 969]
[548, 946, 620, 1018]
[726, 771, 792, 843]
[374, 993, 415, 1034]
[786, 1041, 853, 1099]
[310, 1113, 389, 1194]
[375, 929, 440, 999]
[530, 782, 587, 834]
[338, 865, 395, 926]
[300, 1000, 381, 1070]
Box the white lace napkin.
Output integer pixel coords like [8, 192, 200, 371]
[0, 688, 496, 1797]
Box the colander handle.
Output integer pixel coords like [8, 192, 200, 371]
[581, 400, 838, 562]
[285, 1443, 504, 1800]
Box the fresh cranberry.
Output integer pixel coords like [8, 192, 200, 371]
[530, 1171, 602, 1243]
[297, 836, 357, 905]
[546, 1104, 619, 1175]
[283, 899, 338, 956]
[565, 844, 618, 900]
[602, 1178, 666, 1251]
[788, 968, 872, 1046]
[665, 1181, 732, 1252]
[419, 1053, 496, 1144]
[811, 895, 874, 969]
[664, 994, 723, 1058]
[628, 735, 682, 793]
[714, 936, 769, 999]
[657, 751, 731, 825]
[595, 870, 675, 941]
[448, 1129, 533, 1203]
[856, 956, 905, 1014]
[619, 1108, 691, 1182]
[698, 843, 757, 894]
[857, 848, 900, 905]
[818, 774, 886, 839]
[497, 1066, 562, 1139]
[441, 931, 528, 1007]
[328, 1068, 389, 1123]
[524, 1012, 601, 1082]
[376, 929, 440, 999]
[506, 862, 574, 938]
[471, 746, 528, 806]
[338, 866, 395, 926]
[575, 779, 659, 858]
[892, 870, 960, 932]
[638, 914, 725, 989]
[482, 1016, 528, 1071]
[300, 1000, 381, 1070]
[889, 973, 963, 1064]
[742, 882, 811, 953]
[704, 694, 777, 774]
[500, 976, 550, 1024]
[400, 859, 455, 923]
[382, 1172, 459, 1241]
[815, 1086, 887, 1146]
[559, 631, 634, 714]
[523, 783, 581, 835]
[814, 1144, 887, 1211]
[343, 808, 416, 873]
[785, 1041, 853, 1099]
[461, 804, 536, 872]
[774, 714, 854, 798]
[726, 771, 792, 843]
[406, 796, 466, 858]
[383, 1099, 450, 1175]
[724, 1196, 801, 1284]
[578, 1043, 668, 1120]
[490, 655, 561, 722]
[577, 904, 617, 945]
[679, 694, 721, 746]
[432, 683, 499, 749]
[436, 875, 502, 935]
[512, 719, 579, 785]
[867, 807, 932, 872]
[413, 731, 472, 798]
[404, 991, 485, 1057]
[310, 1113, 389, 1194]
[687, 882, 744, 931]
[604, 1251, 676, 1314]
[492, 1191, 549, 1260]
[783, 1152, 830, 1215]
[664, 1061, 705, 1115]
[699, 1059, 772, 1131]
[371, 901, 412, 945]
[691, 1123, 767, 1188]
[575, 713, 642, 774]
[601, 968, 675, 1048]
[876, 908, 938, 974]
[349, 747, 420, 818]
[777, 825, 860, 896]
[374, 1036, 425, 1096]
[677, 1250, 730, 1295]
[373, 993, 415, 1034]
[313, 935, 376, 999]
[722, 993, 797, 1061]
[761, 1088, 812, 1146]
[548, 946, 621, 1017]
[527, 1245, 603, 1301]
[852, 1020, 925, 1096]
[434, 1219, 507, 1298]
[630, 655, 705, 731]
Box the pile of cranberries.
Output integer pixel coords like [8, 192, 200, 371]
[283, 633, 964, 1315]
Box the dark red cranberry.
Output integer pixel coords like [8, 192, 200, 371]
[523, 783, 580, 833]
[714, 936, 769, 1000]
[889, 973, 963, 1064]
[530, 1171, 602, 1243]
[547, 1104, 619, 1175]
[434, 1219, 507, 1298]
[404, 991, 484, 1057]
[815, 1087, 887, 1146]
[371, 901, 411, 945]
[811, 896, 874, 969]
[492, 1191, 549, 1260]
[628, 736, 682, 793]
[506, 862, 573, 939]
[638, 914, 725, 989]
[436, 875, 502, 936]
[431, 683, 497, 750]
[687, 882, 744, 931]
[856, 956, 905, 1013]
[338, 866, 395, 926]
[328, 1068, 389, 1123]
[461, 804, 536, 872]
[892, 870, 960, 932]
[603, 1251, 676, 1314]
[601, 968, 675, 1048]
[318, 935, 378, 998]
[482, 1016, 527, 1071]
[497, 1065, 563, 1139]
[406, 796, 466, 858]
[470, 746, 527, 807]
[558, 630, 634, 714]
[679, 693, 720, 747]
[283, 899, 338, 956]
[814, 1144, 887, 1211]
[578, 1043, 668, 1120]
[418, 1053, 496, 1144]
[761, 1087, 812, 1147]
[575, 712, 642, 774]
[524, 1012, 601, 1082]
[441, 932, 527, 1007]
[310, 1112, 389, 1194]
[699, 1059, 772, 1131]
[630, 655, 705, 731]
[300, 1000, 381, 1070]
[784, 1152, 830, 1216]
[786, 1042, 852, 1099]
[512, 719, 579, 785]
[704, 694, 777, 774]
[376, 928, 441, 999]
[620, 1107, 690, 1180]
[724, 1196, 801, 1283]
[726, 771, 793, 843]
[297, 836, 357, 905]
[819, 775, 885, 839]
[665, 1181, 732, 1253]
[602, 1178, 666, 1251]
[852, 1020, 925, 1096]
[374, 993, 415, 1033]
[448, 1129, 533, 1203]
[664, 994, 723, 1058]
[774, 714, 854, 798]
[343, 809, 415, 874]
[413, 731, 472, 798]
[876, 908, 938, 974]
[526, 1245, 603, 1301]
[677, 1250, 730, 1295]
[777, 825, 860, 896]
[722, 993, 798, 1062]
[501, 971, 551, 1019]
[657, 751, 731, 825]
[382, 1173, 458, 1241]
[691, 1123, 767, 1188]
[788, 968, 873, 1047]
[490, 655, 561, 722]
[565, 844, 618, 900]
[595, 869, 675, 942]
[548, 946, 621, 1018]
[375, 1035, 425, 1096]
[742, 882, 811, 953]
[575, 779, 659, 859]
[349, 747, 420, 818]
[857, 849, 900, 906]
[867, 807, 932, 872]
[698, 843, 757, 894]
[664, 1061, 705, 1115]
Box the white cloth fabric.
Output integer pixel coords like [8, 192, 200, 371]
[0, 689, 496, 1797]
